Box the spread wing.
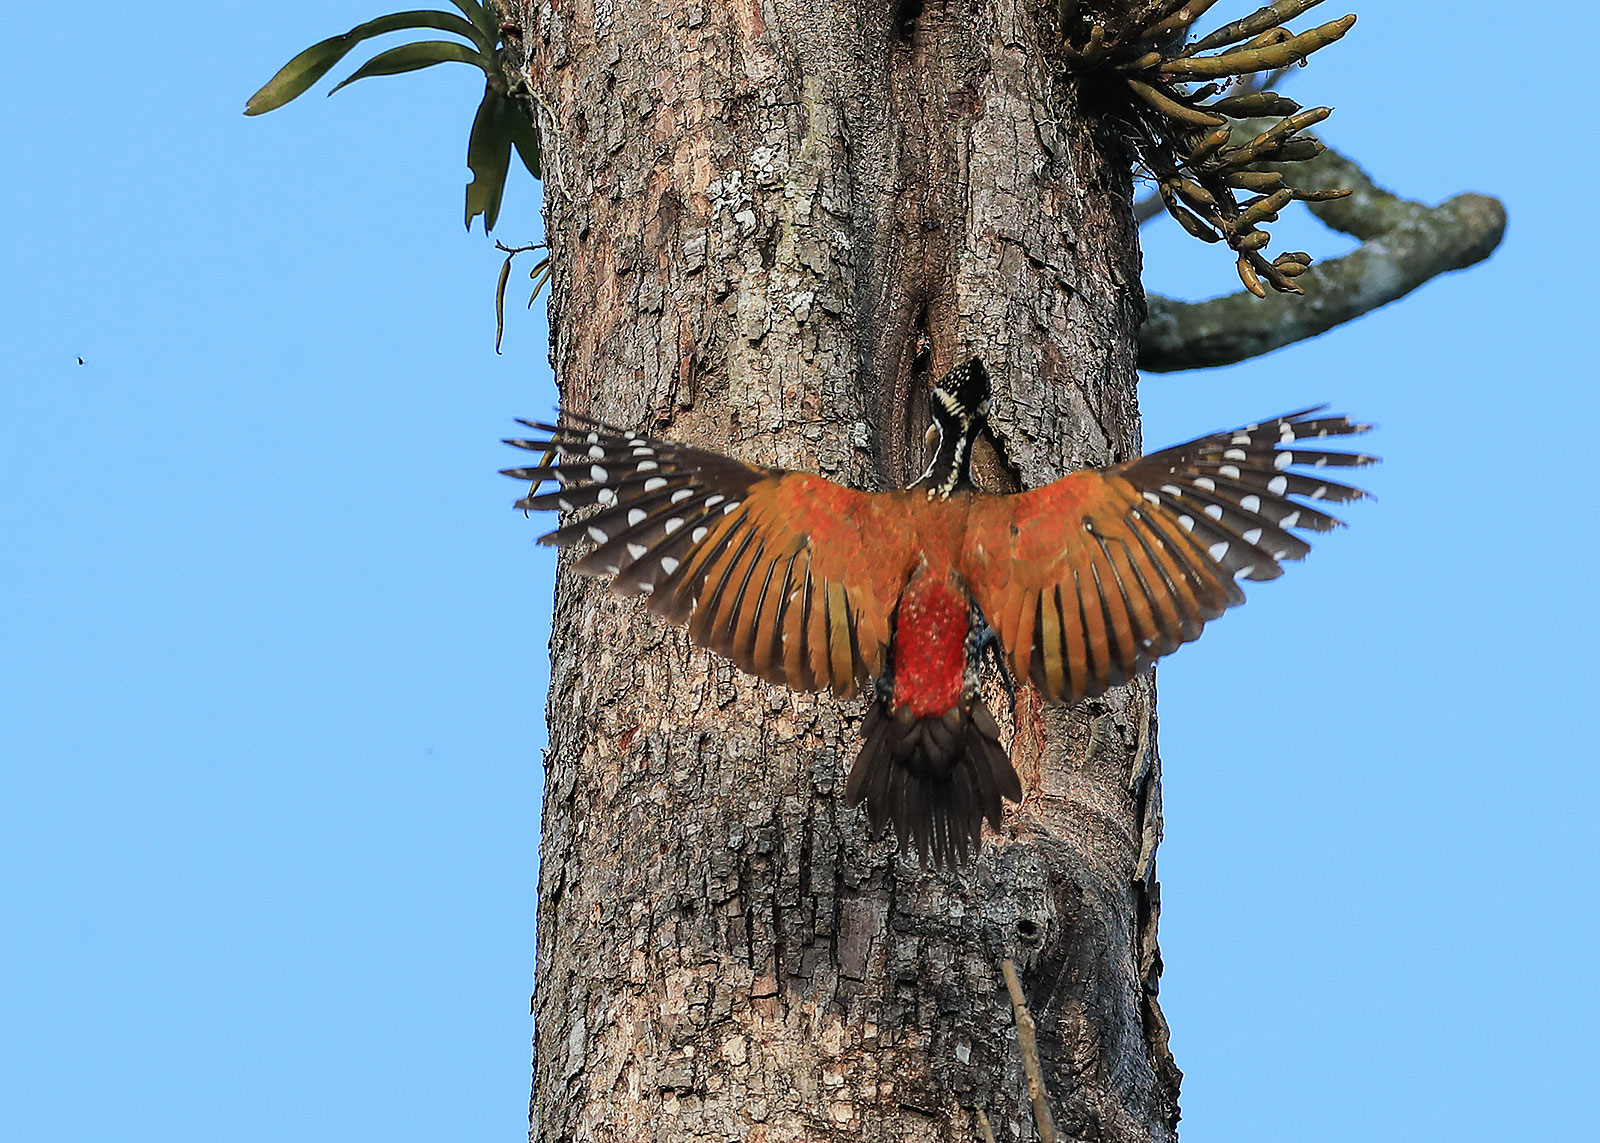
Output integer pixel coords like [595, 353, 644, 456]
[962, 408, 1376, 704]
[503, 420, 917, 698]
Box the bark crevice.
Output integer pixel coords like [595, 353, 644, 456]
[519, 0, 1179, 1139]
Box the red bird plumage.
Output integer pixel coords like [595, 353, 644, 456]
[504, 359, 1375, 867]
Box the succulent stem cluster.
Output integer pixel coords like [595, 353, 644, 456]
[1061, 0, 1357, 296]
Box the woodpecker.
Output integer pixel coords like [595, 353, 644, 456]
[503, 359, 1375, 868]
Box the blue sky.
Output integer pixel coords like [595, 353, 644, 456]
[2, 3, 1592, 1140]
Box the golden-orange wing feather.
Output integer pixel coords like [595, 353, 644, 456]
[502, 420, 919, 698]
[962, 408, 1376, 704]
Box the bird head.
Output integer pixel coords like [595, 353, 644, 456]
[915, 358, 990, 498]
[930, 358, 991, 437]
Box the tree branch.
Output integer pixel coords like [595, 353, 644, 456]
[1139, 141, 1506, 371]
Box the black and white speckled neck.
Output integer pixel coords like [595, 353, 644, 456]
[911, 359, 990, 500]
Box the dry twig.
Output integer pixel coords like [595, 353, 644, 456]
[974, 1103, 1000, 1143]
[1001, 958, 1059, 1143]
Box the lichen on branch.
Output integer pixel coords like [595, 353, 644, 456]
[1139, 141, 1507, 370]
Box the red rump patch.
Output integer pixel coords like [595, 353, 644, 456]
[892, 577, 968, 719]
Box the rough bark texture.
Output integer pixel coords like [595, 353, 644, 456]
[514, 0, 1179, 1139]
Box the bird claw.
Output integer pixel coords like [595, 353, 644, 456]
[967, 609, 1016, 716]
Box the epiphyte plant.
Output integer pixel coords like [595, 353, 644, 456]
[244, 0, 540, 233]
[1063, 0, 1358, 295]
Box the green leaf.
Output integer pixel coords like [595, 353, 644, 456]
[448, 0, 499, 38]
[495, 250, 514, 353]
[244, 10, 492, 114]
[464, 88, 514, 232]
[507, 99, 542, 179]
[328, 40, 488, 95]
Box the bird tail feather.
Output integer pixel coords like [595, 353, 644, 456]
[844, 698, 1021, 869]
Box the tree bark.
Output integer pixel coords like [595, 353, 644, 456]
[518, 0, 1179, 1139]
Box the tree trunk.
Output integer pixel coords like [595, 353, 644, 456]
[520, 0, 1179, 1139]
